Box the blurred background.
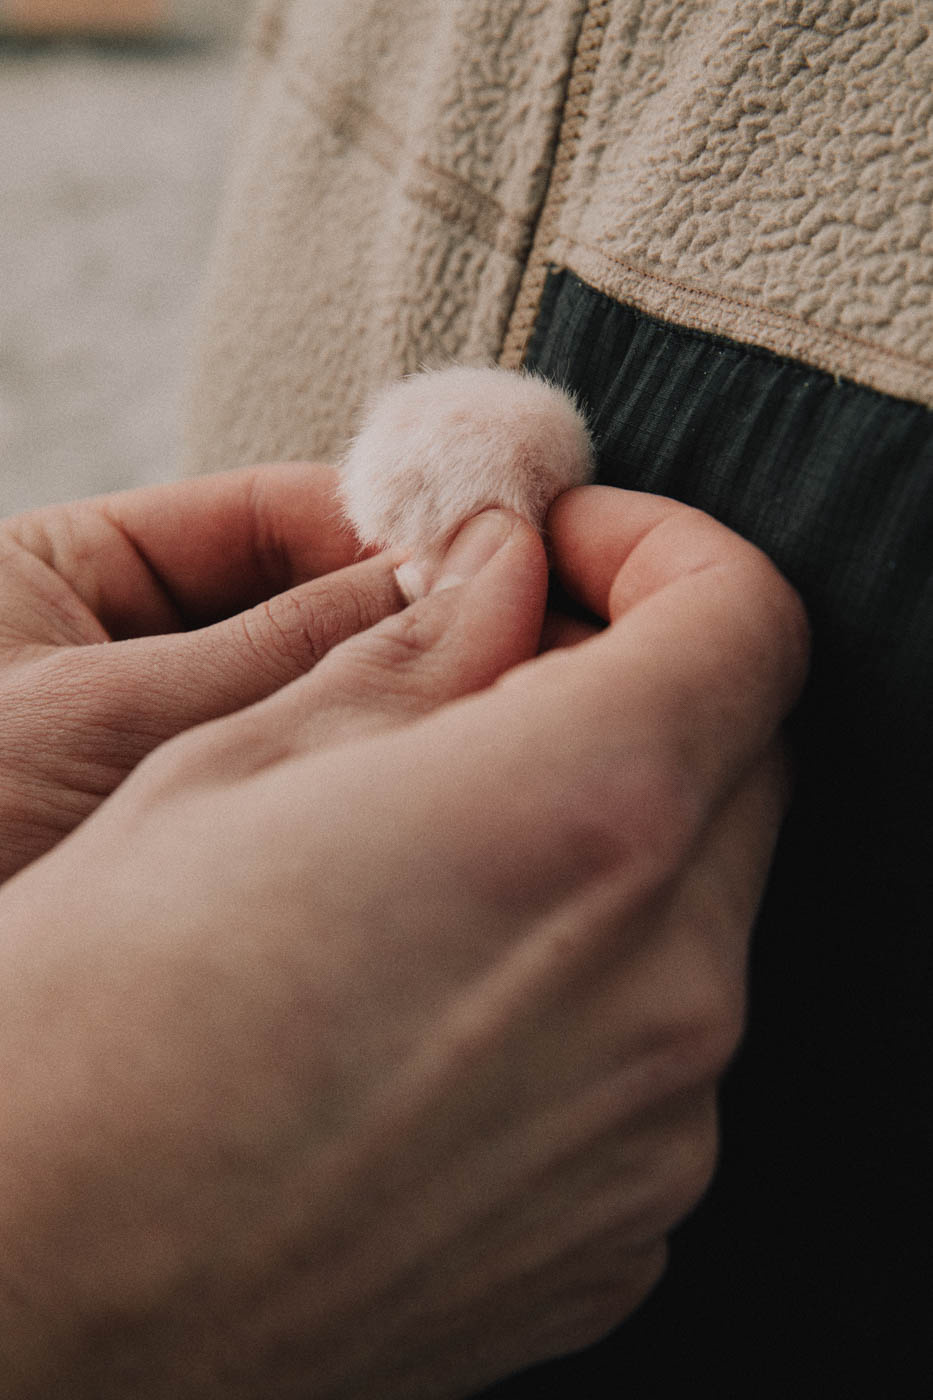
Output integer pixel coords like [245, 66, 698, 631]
[0, 0, 253, 514]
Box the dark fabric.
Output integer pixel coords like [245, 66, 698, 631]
[481, 270, 932, 1395]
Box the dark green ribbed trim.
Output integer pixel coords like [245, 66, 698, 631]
[479, 269, 931, 1395]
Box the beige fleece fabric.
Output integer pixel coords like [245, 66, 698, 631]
[186, 0, 933, 476]
[515, 0, 933, 403]
[186, 0, 586, 472]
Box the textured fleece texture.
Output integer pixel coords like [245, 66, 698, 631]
[541, 0, 933, 403]
[185, 0, 586, 473]
[185, 0, 933, 478]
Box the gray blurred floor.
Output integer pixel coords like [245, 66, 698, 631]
[0, 19, 249, 515]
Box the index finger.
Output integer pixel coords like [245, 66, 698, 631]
[7, 463, 364, 639]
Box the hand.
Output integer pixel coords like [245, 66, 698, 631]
[0, 487, 808, 1399]
[0, 464, 405, 881]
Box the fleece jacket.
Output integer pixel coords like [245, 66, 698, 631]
[186, 0, 933, 475]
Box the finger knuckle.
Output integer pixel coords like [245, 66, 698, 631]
[686, 966, 745, 1077]
[531, 748, 703, 898]
[744, 553, 812, 703]
[624, 1098, 721, 1240]
[556, 1247, 668, 1354]
[241, 590, 344, 680]
[665, 1105, 721, 1221]
[549, 1305, 623, 1359]
[364, 604, 445, 666]
[638, 939, 746, 1105]
[623, 753, 704, 881]
[665, 973, 746, 1090]
[318, 602, 448, 703]
[767, 563, 812, 669]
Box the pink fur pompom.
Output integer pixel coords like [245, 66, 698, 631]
[338, 366, 594, 598]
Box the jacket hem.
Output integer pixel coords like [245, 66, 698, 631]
[554, 238, 933, 412]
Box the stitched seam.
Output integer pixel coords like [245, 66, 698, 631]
[285, 72, 403, 170]
[252, 0, 290, 61]
[285, 73, 531, 257]
[401, 174, 532, 259]
[500, 0, 612, 370]
[559, 238, 933, 375]
[544, 271, 932, 411]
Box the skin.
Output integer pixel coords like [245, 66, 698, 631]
[0, 466, 808, 1398]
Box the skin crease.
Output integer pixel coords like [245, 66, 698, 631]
[0, 467, 808, 1399]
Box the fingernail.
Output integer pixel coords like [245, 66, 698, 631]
[394, 559, 428, 602]
[430, 510, 513, 594]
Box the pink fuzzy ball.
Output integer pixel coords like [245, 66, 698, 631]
[339, 366, 594, 598]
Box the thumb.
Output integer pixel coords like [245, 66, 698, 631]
[226, 509, 549, 754]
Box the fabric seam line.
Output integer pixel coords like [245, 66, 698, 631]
[542, 272, 932, 414]
[284, 72, 531, 257]
[499, 0, 612, 371]
[558, 237, 933, 377]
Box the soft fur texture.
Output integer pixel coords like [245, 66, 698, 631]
[338, 366, 594, 597]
